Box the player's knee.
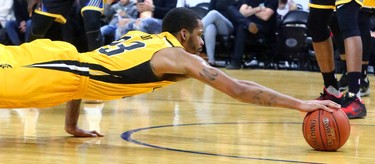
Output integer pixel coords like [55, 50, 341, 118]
[307, 8, 332, 42]
[336, 1, 361, 39]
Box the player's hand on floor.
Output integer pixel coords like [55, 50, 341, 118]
[66, 127, 104, 137]
[297, 100, 341, 113]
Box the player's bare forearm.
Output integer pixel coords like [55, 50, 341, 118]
[65, 99, 82, 133]
[65, 99, 104, 137]
[195, 66, 284, 106]
[237, 80, 300, 107]
[196, 66, 339, 112]
[184, 54, 339, 113]
[236, 80, 340, 112]
[195, 66, 282, 106]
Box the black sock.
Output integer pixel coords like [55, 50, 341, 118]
[341, 60, 347, 74]
[322, 71, 339, 90]
[362, 64, 368, 78]
[347, 72, 361, 94]
[82, 10, 103, 51]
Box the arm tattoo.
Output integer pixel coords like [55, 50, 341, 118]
[253, 90, 263, 104]
[267, 94, 278, 106]
[199, 68, 219, 81]
[253, 90, 278, 106]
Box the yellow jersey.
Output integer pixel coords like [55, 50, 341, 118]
[0, 31, 182, 108]
[363, 0, 375, 8]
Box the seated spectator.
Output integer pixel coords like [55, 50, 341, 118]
[277, 0, 297, 19]
[0, 0, 14, 28]
[226, 0, 278, 69]
[202, 0, 235, 67]
[101, 0, 138, 43]
[5, 0, 31, 45]
[115, 0, 176, 40]
[176, 0, 210, 7]
[293, 0, 309, 11]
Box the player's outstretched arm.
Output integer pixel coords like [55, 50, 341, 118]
[151, 48, 340, 113]
[65, 99, 104, 137]
[192, 66, 339, 112]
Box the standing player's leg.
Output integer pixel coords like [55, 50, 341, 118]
[80, 0, 104, 51]
[307, 7, 343, 103]
[358, 10, 372, 97]
[329, 10, 372, 96]
[27, 0, 75, 42]
[328, 12, 348, 91]
[336, 0, 367, 118]
[27, 13, 54, 41]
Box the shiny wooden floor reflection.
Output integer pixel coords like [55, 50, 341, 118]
[1, 70, 375, 163]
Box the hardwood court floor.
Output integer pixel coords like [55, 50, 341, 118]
[1, 69, 375, 163]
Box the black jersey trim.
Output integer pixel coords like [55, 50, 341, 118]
[27, 60, 162, 84]
[164, 36, 176, 47]
[87, 61, 161, 84]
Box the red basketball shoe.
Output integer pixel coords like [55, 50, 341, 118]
[316, 87, 343, 104]
[341, 92, 367, 119]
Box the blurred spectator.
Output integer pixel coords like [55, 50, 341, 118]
[277, 0, 297, 19]
[115, 0, 176, 40]
[293, 0, 308, 11]
[5, 0, 31, 45]
[202, 0, 236, 66]
[0, 0, 14, 45]
[226, 0, 279, 69]
[101, 0, 138, 43]
[0, 0, 14, 28]
[176, 0, 210, 7]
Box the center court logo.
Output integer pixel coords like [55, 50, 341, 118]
[0, 64, 12, 69]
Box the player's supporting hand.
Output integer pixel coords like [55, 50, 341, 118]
[65, 126, 104, 137]
[296, 100, 341, 113]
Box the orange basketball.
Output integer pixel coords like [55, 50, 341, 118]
[302, 109, 350, 151]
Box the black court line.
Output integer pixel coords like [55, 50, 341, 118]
[121, 122, 324, 164]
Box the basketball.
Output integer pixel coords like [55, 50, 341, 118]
[302, 109, 350, 151]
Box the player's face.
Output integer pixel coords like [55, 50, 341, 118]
[185, 20, 204, 55]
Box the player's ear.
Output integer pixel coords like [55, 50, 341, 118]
[180, 29, 189, 41]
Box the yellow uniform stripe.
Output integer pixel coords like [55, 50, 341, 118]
[34, 10, 67, 24]
[309, 3, 336, 9]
